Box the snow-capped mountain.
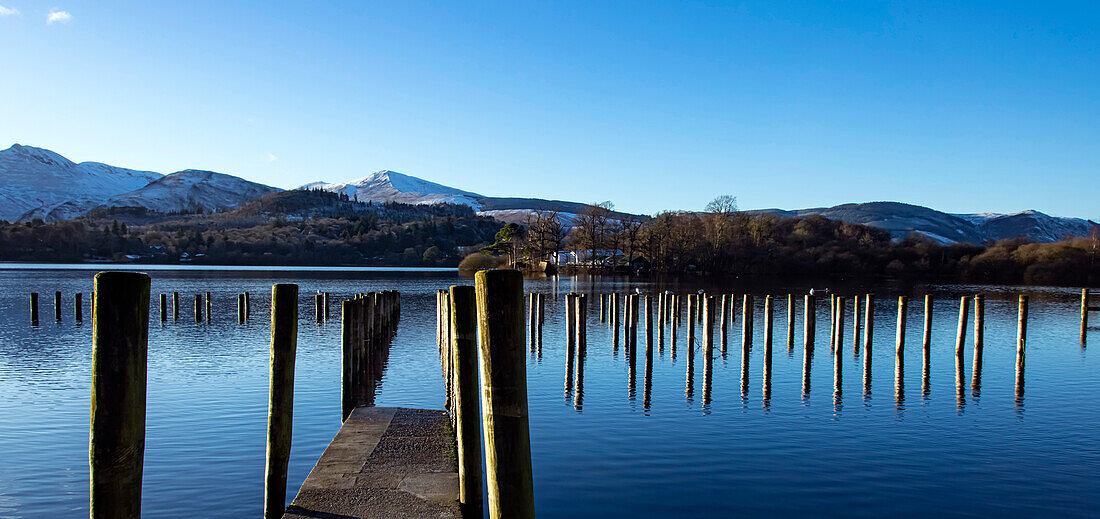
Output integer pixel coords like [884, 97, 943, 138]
[0, 144, 162, 222]
[100, 169, 281, 214]
[752, 202, 1097, 244]
[302, 170, 485, 208]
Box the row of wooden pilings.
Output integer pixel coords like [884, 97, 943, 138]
[29, 290, 335, 324]
[541, 290, 1040, 404]
[84, 271, 401, 519]
[435, 270, 535, 519]
[340, 291, 401, 420]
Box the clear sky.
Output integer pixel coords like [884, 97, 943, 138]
[1, 1, 1097, 219]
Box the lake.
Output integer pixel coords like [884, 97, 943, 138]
[1, 265, 1098, 518]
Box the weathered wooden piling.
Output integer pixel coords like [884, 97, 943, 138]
[1082, 289, 1090, 343]
[565, 293, 576, 390]
[574, 293, 587, 406]
[474, 270, 535, 519]
[852, 295, 861, 354]
[264, 284, 298, 519]
[742, 294, 754, 349]
[835, 296, 845, 354]
[1016, 295, 1028, 400]
[159, 293, 167, 322]
[644, 294, 653, 352]
[895, 296, 907, 399]
[829, 294, 836, 351]
[763, 295, 773, 397]
[528, 293, 537, 351]
[193, 294, 202, 322]
[786, 294, 795, 349]
[323, 292, 330, 321]
[90, 272, 150, 519]
[536, 293, 544, 355]
[804, 294, 815, 350]
[173, 292, 180, 320]
[923, 295, 932, 381]
[30, 292, 39, 325]
[449, 285, 482, 516]
[599, 293, 606, 322]
[719, 294, 729, 352]
[238, 294, 246, 324]
[971, 294, 985, 393]
[244, 291, 251, 319]
[54, 290, 62, 322]
[863, 294, 874, 352]
[703, 295, 715, 405]
[686, 294, 696, 348]
[205, 292, 212, 322]
[75, 292, 83, 322]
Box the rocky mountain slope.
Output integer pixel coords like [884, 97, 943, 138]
[101, 169, 280, 214]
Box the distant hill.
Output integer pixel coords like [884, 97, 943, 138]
[0, 144, 162, 222]
[750, 202, 1097, 245]
[100, 169, 280, 214]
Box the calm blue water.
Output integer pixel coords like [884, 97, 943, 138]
[0, 266, 1098, 518]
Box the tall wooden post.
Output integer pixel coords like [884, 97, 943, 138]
[804, 294, 815, 350]
[30, 292, 39, 325]
[971, 294, 985, 392]
[194, 294, 203, 323]
[238, 294, 246, 324]
[644, 294, 653, 353]
[173, 292, 180, 320]
[205, 292, 212, 322]
[565, 293, 576, 389]
[1016, 295, 1029, 400]
[835, 296, 845, 354]
[529, 293, 537, 351]
[786, 294, 795, 348]
[54, 290, 62, 322]
[923, 295, 932, 377]
[264, 284, 298, 519]
[852, 295, 861, 354]
[895, 296, 907, 396]
[75, 292, 84, 322]
[1082, 289, 1090, 343]
[863, 294, 874, 352]
[763, 295, 773, 392]
[475, 270, 535, 519]
[450, 285, 483, 517]
[90, 272, 150, 519]
[340, 300, 354, 421]
[159, 293, 167, 322]
[742, 294, 754, 349]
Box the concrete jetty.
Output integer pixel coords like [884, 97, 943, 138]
[282, 407, 461, 519]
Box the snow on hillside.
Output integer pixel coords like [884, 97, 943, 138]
[101, 170, 281, 214]
[301, 170, 485, 209]
[0, 144, 162, 222]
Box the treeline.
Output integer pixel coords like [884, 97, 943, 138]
[0, 191, 501, 266]
[502, 197, 1100, 286]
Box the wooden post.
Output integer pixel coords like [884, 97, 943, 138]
[264, 284, 298, 519]
[835, 296, 845, 354]
[971, 294, 985, 392]
[863, 294, 874, 352]
[565, 293, 576, 389]
[829, 294, 836, 351]
[786, 294, 795, 349]
[75, 292, 84, 322]
[742, 294, 754, 349]
[55, 290, 62, 322]
[315, 293, 324, 323]
[852, 295, 861, 354]
[536, 293, 544, 355]
[763, 295, 773, 391]
[90, 272, 150, 519]
[529, 293, 537, 351]
[645, 294, 653, 353]
[923, 295, 932, 377]
[1016, 295, 1028, 400]
[323, 292, 330, 320]
[192, 294, 201, 322]
[173, 292, 180, 320]
[205, 292, 212, 322]
[340, 300, 354, 421]
[474, 270, 535, 519]
[804, 294, 815, 350]
[238, 294, 246, 324]
[244, 291, 251, 319]
[686, 294, 696, 349]
[1082, 289, 1089, 343]
[895, 296, 907, 394]
[159, 293, 167, 322]
[30, 292, 39, 325]
[719, 294, 729, 353]
[575, 294, 587, 395]
[449, 285, 483, 516]
[600, 293, 606, 322]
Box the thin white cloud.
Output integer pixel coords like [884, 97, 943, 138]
[266, 153, 278, 163]
[46, 8, 70, 24]
[0, 5, 19, 16]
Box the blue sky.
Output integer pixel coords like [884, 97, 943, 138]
[1, 1, 1097, 219]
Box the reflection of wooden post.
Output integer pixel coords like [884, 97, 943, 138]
[264, 284, 298, 519]
[90, 272, 150, 519]
[475, 270, 535, 519]
[449, 285, 483, 517]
